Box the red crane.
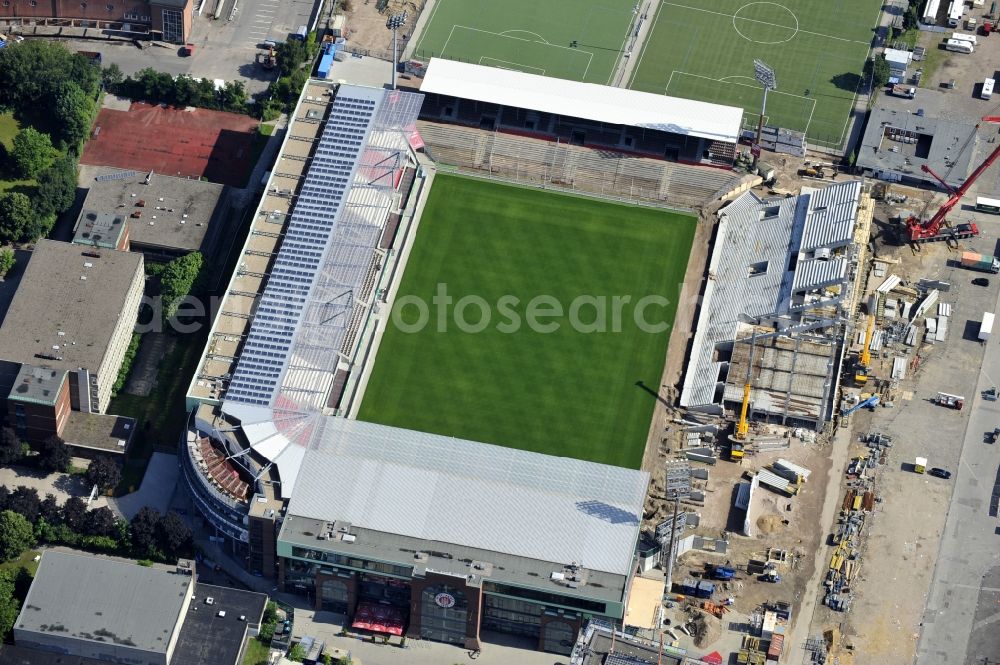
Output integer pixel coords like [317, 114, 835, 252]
[906, 115, 1000, 244]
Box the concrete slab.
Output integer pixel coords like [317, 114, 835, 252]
[112, 452, 179, 520]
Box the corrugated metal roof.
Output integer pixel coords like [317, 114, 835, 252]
[756, 468, 791, 492]
[680, 182, 859, 413]
[284, 418, 649, 575]
[419, 58, 743, 143]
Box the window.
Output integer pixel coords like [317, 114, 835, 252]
[748, 261, 769, 277]
[107, 3, 114, 10]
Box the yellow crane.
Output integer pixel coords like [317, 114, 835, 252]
[854, 314, 875, 385]
[730, 330, 757, 461]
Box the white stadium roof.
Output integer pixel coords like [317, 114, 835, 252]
[419, 58, 744, 143]
[287, 418, 650, 575]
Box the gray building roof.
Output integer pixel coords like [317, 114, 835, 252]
[281, 416, 649, 576]
[857, 106, 978, 189]
[6, 364, 65, 406]
[0, 240, 143, 373]
[680, 181, 859, 421]
[172, 584, 267, 665]
[75, 169, 224, 254]
[15, 551, 192, 655]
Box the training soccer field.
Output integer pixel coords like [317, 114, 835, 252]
[409, 0, 636, 85]
[358, 175, 695, 469]
[629, 0, 881, 147]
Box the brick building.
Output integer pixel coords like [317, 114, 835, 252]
[0, 0, 193, 43]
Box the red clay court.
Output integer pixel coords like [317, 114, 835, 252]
[82, 102, 259, 187]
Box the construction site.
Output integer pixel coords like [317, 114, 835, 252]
[610, 107, 1000, 664]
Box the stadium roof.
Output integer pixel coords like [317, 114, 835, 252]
[680, 181, 860, 416]
[15, 551, 192, 654]
[419, 58, 744, 143]
[283, 417, 649, 575]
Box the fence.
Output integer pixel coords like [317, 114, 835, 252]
[417, 121, 741, 209]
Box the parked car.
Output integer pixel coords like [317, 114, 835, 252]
[929, 467, 952, 479]
[973, 277, 991, 287]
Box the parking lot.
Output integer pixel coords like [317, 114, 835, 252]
[42, 0, 319, 96]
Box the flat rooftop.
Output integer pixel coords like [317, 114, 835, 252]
[76, 169, 225, 253]
[62, 412, 136, 454]
[14, 551, 192, 655]
[6, 364, 65, 407]
[171, 584, 267, 665]
[0, 240, 142, 373]
[856, 106, 978, 188]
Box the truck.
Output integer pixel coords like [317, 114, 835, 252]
[891, 84, 916, 98]
[934, 392, 966, 409]
[961, 251, 1000, 273]
[706, 564, 736, 581]
[981, 311, 995, 341]
[914, 456, 927, 473]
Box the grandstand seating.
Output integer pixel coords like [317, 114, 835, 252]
[417, 121, 740, 208]
[339, 250, 382, 356]
[194, 437, 250, 502]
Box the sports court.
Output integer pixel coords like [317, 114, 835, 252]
[629, 0, 881, 147]
[358, 174, 696, 469]
[81, 102, 259, 187]
[410, 0, 636, 85]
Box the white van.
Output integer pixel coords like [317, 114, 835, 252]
[945, 38, 974, 53]
[947, 0, 964, 26]
[983, 78, 995, 100]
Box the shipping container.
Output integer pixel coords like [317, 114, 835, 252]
[975, 196, 1000, 213]
[981, 312, 994, 341]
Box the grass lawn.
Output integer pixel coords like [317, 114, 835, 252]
[109, 330, 207, 494]
[0, 111, 18, 150]
[0, 549, 40, 578]
[242, 637, 271, 665]
[410, 0, 636, 85]
[358, 175, 695, 469]
[629, 0, 882, 147]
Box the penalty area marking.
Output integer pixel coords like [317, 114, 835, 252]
[479, 56, 547, 75]
[665, 70, 817, 136]
[440, 24, 595, 81]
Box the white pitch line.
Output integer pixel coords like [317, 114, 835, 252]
[664, 2, 871, 45]
[479, 56, 546, 75]
[413, 0, 447, 55]
[629, 0, 666, 88]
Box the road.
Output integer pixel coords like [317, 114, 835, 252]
[915, 272, 1000, 665]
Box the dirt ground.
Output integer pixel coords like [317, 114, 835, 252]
[340, 0, 426, 57]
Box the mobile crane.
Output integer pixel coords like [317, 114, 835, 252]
[730, 330, 758, 462]
[905, 115, 1000, 244]
[854, 313, 875, 385]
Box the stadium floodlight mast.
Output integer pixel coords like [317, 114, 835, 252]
[387, 11, 408, 90]
[752, 59, 777, 169]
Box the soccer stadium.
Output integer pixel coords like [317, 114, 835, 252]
[180, 61, 745, 652]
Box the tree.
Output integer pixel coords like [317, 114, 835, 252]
[10, 127, 55, 179]
[83, 506, 120, 538]
[0, 510, 35, 561]
[101, 63, 124, 91]
[34, 154, 77, 221]
[86, 456, 121, 492]
[160, 251, 203, 322]
[130, 506, 161, 557]
[52, 81, 94, 148]
[62, 496, 88, 531]
[276, 40, 308, 77]
[864, 56, 890, 90]
[157, 511, 192, 558]
[8, 487, 40, 523]
[0, 486, 8, 512]
[38, 494, 61, 524]
[0, 569, 20, 640]
[219, 81, 248, 113]
[36, 435, 70, 473]
[0, 248, 14, 280]
[288, 642, 307, 662]
[0, 427, 23, 464]
[0, 192, 33, 244]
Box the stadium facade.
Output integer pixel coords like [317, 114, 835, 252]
[183, 79, 649, 654]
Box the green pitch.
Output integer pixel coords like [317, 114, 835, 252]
[410, 0, 636, 85]
[358, 175, 695, 469]
[629, 0, 881, 147]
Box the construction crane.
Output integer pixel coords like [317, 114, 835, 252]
[730, 329, 758, 462]
[905, 115, 1000, 244]
[854, 313, 875, 385]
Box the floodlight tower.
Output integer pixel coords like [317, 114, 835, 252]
[752, 59, 777, 169]
[386, 11, 408, 90]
